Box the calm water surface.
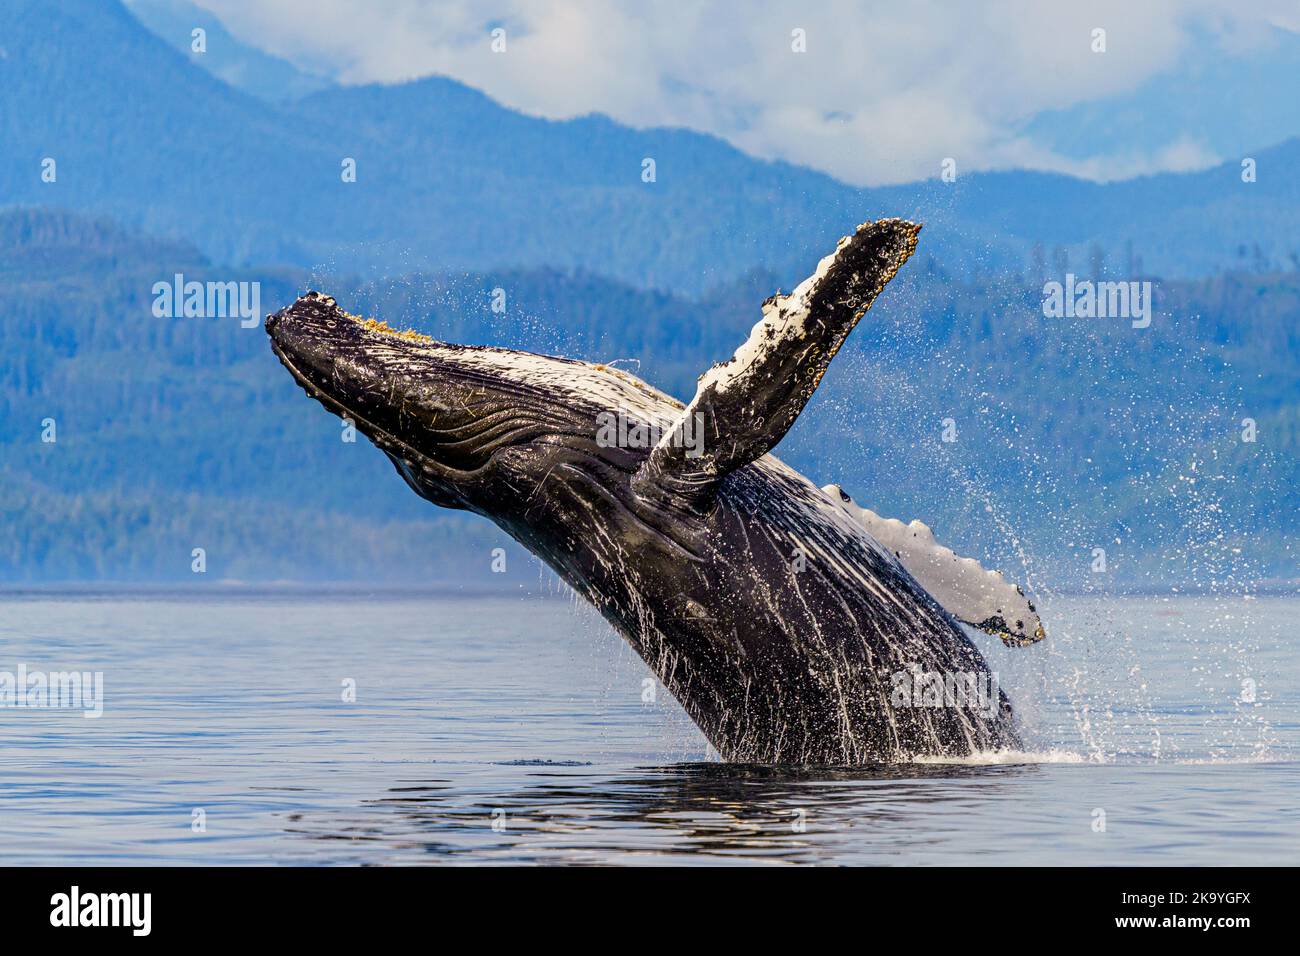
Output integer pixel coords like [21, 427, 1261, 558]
[0, 590, 1296, 864]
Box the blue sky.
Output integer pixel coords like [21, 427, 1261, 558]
[146, 0, 1300, 185]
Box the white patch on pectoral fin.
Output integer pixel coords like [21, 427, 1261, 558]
[633, 220, 921, 513]
[822, 484, 1046, 647]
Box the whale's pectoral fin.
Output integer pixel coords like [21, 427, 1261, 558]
[633, 219, 921, 513]
[823, 484, 1047, 647]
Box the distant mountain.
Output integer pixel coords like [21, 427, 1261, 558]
[1022, 23, 1300, 176]
[124, 0, 334, 103]
[3, 0, 1300, 294]
[129, 2, 1300, 191]
[1, 207, 1293, 586]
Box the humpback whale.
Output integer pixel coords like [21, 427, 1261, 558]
[266, 219, 1044, 764]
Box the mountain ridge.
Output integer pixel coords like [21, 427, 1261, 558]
[2, 0, 1298, 293]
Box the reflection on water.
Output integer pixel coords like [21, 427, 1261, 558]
[0, 591, 1297, 864]
[279, 757, 1300, 865]
[283, 762, 1041, 864]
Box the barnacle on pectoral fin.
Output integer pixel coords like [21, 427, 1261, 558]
[983, 617, 1048, 648]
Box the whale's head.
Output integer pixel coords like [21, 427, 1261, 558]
[266, 292, 682, 519]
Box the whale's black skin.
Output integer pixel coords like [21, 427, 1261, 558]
[266, 220, 1020, 764]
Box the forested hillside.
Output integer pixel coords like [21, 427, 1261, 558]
[1, 208, 1293, 587]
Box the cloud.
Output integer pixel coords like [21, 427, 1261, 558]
[190, 0, 1299, 185]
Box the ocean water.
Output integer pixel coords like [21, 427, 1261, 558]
[0, 589, 1295, 865]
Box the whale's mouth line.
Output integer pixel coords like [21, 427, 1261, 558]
[269, 335, 490, 487]
[270, 332, 632, 491]
[273, 329, 708, 562]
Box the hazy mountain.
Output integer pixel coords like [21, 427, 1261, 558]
[1022, 23, 1300, 175]
[3, 0, 1299, 294]
[124, 0, 334, 103]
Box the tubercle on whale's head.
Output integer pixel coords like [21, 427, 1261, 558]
[265, 291, 666, 515]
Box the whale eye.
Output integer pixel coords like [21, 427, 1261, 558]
[838, 489, 851, 502]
